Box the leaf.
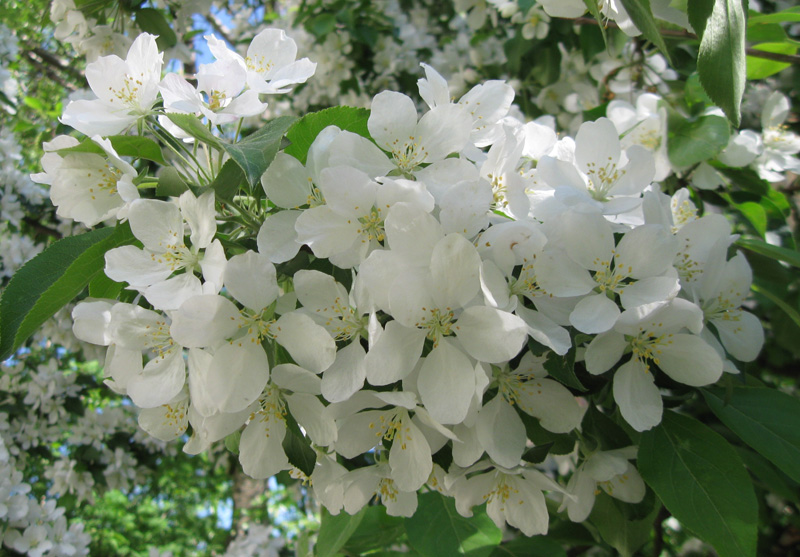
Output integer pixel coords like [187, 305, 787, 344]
[638, 410, 758, 557]
[521, 442, 554, 464]
[490, 535, 566, 557]
[618, 0, 671, 63]
[58, 135, 167, 165]
[519, 412, 576, 456]
[581, 405, 632, 451]
[747, 43, 797, 80]
[156, 167, 189, 197]
[284, 107, 370, 165]
[687, 0, 715, 38]
[316, 506, 366, 557]
[88, 272, 124, 300]
[703, 387, 800, 484]
[281, 412, 315, 477]
[581, 0, 608, 47]
[735, 236, 800, 269]
[667, 114, 730, 168]
[543, 348, 586, 392]
[750, 283, 800, 330]
[696, 0, 747, 126]
[736, 447, 800, 504]
[343, 506, 405, 554]
[165, 113, 225, 150]
[223, 115, 297, 189]
[734, 201, 767, 237]
[747, 6, 800, 24]
[589, 493, 658, 557]
[405, 492, 502, 557]
[134, 8, 178, 49]
[210, 159, 246, 201]
[0, 223, 135, 361]
[224, 430, 241, 455]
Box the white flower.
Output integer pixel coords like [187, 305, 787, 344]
[61, 33, 163, 136]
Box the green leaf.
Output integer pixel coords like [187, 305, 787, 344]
[134, 8, 177, 49]
[618, 0, 671, 63]
[308, 13, 337, 38]
[58, 135, 167, 165]
[223, 115, 297, 189]
[687, 0, 715, 38]
[224, 431, 241, 455]
[735, 236, 800, 269]
[165, 113, 225, 150]
[519, 412, 577, 455]
[638, 410, 758, 557]
[405, 492, 502, 557]
[0, 223, 135, 361]
[746, 22, 789, 43]
[667, 114, 730, 168]
[156, 167, 189, 197]
[210, 159, 246, 201]
[734, 201, 767, 237]
[88, 272, 124, 300]
[746, 43, 797, 79]
[737, 447, 800, 504]
[581, 405, 632, 451]
[284, 107, 370, 165]
[316, 506, 366, 557]
[521, 442, 554, 464]
[589, 493, 658, 557]
[703, 387, 800, 484]
[490, 535, 566, 557]
[750, 283, 800, 329]
[543, 348, 586, 392]
[581, 0, 608, 47]
[281, 412, 316, 477]
[696, 0, 747, 126]
[343, 506, 405, 554]
[747, 6, 800, 24]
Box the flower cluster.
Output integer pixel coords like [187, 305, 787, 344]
[53, 31, 777, 537]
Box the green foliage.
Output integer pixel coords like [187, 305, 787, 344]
[316, 507, 367, 557]
[639, 411, 758, 557]
[694, 0, 747, 125]
[589, 493, 658, 557]
[284, 106, 371, 164]
[0, 223, 135, 360]
[404, 492, 502, 557]
[667, 113, 730, 168]
[57, 135, 168, 165]
[703, 387, 800, 483]
[223, 115, 297, 189]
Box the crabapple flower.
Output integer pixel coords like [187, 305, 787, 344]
[32, 135, 140, 227]
[61, 33, 163, 136]
[104, 190, 225, 310]
[206, 29, 316, 95]
[585, 298, 723, 430]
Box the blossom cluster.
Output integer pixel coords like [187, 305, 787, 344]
[47, 30, 783, 537]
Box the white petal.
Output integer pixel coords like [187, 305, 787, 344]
[224, 251, 278, 311]
[364, 321, 425, 385]
[274, 312, 337, 373]
[417, 340, 475, 425]
[286, 392, 337, 446]
[239, 415, 289, 479]
[476, 396, 526, 468]
[657, 333, 722, 386]
[455, 306, 527, 363]
[613, 359, 662, 432]
[207, 343, 270, 414]
[389, 417, 432, 492]
[569, 293, 620, 333]
[321, 340, 366, 403]
[714, 310, 764, 362]
[169, 295, 240, 348]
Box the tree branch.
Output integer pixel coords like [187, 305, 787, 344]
[573, 17, 800, 65]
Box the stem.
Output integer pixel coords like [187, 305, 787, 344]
[573, 17, 800, 65]
[146, 121, 213, 184]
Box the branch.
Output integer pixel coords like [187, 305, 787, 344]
[19, 51, 79, 93]
[573, 17, 800, 65]
[206, 13, 236, 48]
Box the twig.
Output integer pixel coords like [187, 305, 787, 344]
[573, 17, 800, 65]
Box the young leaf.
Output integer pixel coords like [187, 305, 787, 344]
[667, 114, 730, 168]
[165, 113, 225, 150]
[639, 410, 758, 557]
[134, 7, 178, 49]
[696, 0, 747, 126]
[343, 506, 406, 554]
[703, 387, 800, 484]
[316, 506, 366, 557]
[405, 492, 502, 557]
[589, 492, 658, 557]
[57, 135, 167, 165]
[736, 236, 800, 269]
[0, 223, 135, 361]
[210, 159, 246, 202]
[618, 0, 671, 63]
[581, 0, 608, 47]
[281, 412, 316, 477]
[284, 106, 370, 164]
[544, 348, 587, 392]
[490, 536, 567, 557]
[156, 167, 189, 197]
[223, 115, 297, 189]
[746, 43, 797, 79]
